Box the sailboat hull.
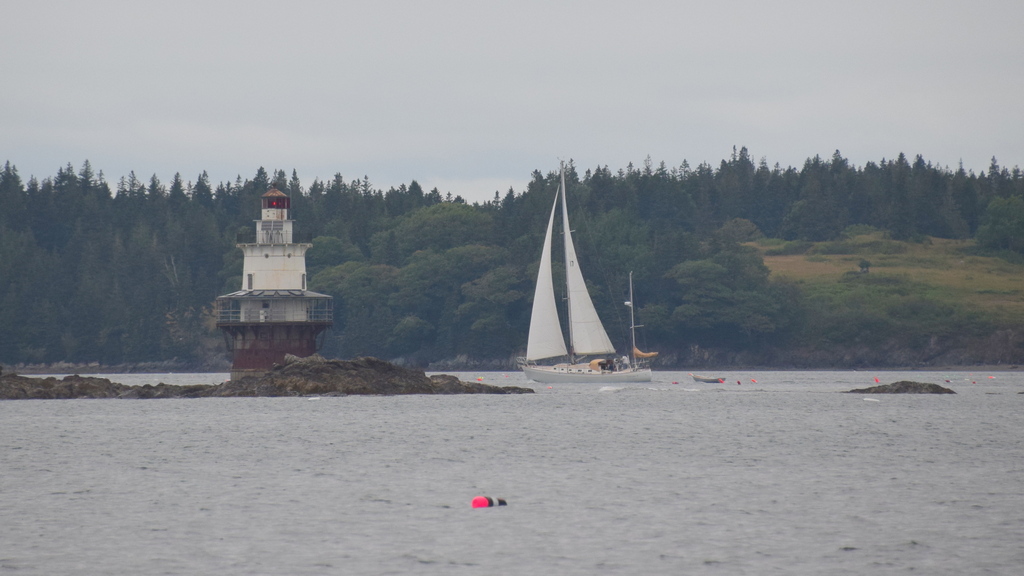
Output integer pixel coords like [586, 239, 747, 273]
[522, 363, 652, 384]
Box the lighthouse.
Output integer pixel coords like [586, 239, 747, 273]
[215, 188, 333, 380]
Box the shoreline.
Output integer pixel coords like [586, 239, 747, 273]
[4, 363, 1020, 376]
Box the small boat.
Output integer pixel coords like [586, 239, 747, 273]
[518, 164, 655, 384]
[690, 373, 725, 383]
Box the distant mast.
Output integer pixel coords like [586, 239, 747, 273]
[214, 188, 333, 380]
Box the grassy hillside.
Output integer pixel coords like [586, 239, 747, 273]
[753, 233, 1024, 323]
[715, 231, 1024, 367]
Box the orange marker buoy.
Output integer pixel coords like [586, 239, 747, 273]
[471, 496, 506, 508]
[476, 377, 484, 381]
[750, 379, 757, 383]
[547, 386, 552, 389]
[874, 377, 880, 383]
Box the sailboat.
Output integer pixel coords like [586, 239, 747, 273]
[518, 165, 656, 383]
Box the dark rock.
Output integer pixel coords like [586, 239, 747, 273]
[847, 380, 956, 394]
[0, 355, 533, 399]
[118, 383, 214, 399]
[195, 356, 533, 396]
[0, 373, 132, 399]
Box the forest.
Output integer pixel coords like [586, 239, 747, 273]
[2, 148, 1024, 370]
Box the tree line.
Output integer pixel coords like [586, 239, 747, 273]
[1, 149, 1022, 368]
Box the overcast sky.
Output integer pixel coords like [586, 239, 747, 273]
[4, 0, 1023, 204]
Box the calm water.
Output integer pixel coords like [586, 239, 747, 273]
[2, 370, 1022, 575]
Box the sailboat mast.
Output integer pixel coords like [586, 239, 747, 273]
[559, 164, 575, 361]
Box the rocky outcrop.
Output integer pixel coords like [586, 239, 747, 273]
[202, 355, 532, 396]
[0, 373, 131, 399]
[118, 383, 216, 399]
[0, 355, 533, 399]
[847, 380, 956, 394]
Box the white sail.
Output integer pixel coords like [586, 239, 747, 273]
[559, 169, 615, 355]
[525, 189, 568, 360]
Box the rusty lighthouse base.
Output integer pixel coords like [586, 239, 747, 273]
[216, 289, 333, 381]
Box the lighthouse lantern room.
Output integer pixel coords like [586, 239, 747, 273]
[215, 188, 333, 380]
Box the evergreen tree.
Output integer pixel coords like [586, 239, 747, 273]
[168, 173, 187, 206]
[192, 171, 213, 208]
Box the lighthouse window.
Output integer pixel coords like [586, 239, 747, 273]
[247, 274, 253, 290]
[302, 273, 306, 290]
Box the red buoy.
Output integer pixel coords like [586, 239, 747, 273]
[471, 496, 506, 508]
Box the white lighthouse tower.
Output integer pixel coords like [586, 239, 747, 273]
[215, 188, 333, 380]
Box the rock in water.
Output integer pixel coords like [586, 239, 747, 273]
[847, 381, 956, 394]
[0, 373, 130, 399]
[0, 356, 533, 399]
[201, 356, 533, 396]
